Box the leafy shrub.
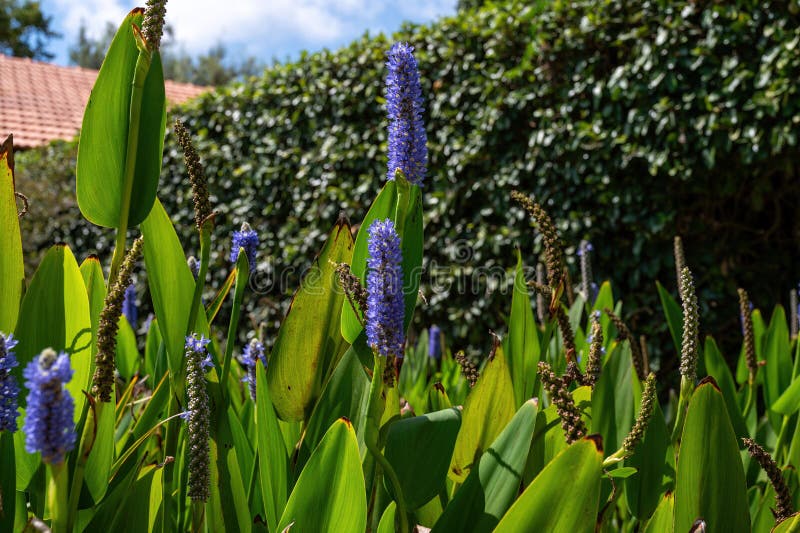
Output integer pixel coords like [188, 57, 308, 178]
[16, 0, 800, 368]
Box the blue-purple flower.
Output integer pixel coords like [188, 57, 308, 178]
[241, 339, 267, 401]
[366, 219, 405, 358]
[428, 325, 442, 359]
[385, 42, 427, 186]
[22, 349, 75, 463]
[122, 283, 137, 326]
[185, 334, 213, 372]
[0, 333, 20, 432]
[230, 222, 259, 269]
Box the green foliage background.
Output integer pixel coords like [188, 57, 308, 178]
[15, 0, 800, 368]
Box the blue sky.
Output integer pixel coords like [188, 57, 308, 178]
[42, 0, 456, 66]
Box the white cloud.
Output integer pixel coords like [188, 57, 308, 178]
[44, 0, 456, 62]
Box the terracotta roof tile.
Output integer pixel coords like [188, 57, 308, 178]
[0, 54, 209, 148]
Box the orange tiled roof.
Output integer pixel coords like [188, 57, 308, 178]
[0, 54, 209, 148]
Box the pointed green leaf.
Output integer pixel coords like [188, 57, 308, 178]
[433, 399, 538, 532]
[377, 501, 397, 533]
[76, 9, 165, 228]
[256, 362, 289, 533]
[624, 400, 671, 520]
[140, 199, 209, 389]
[703, 336, 748, 438]
[643, 492, 674, 533]
[507, 250, 539, 408]
[0, 136, 24, 333]
[115, 316, 139, 380]
[772, 514, 800, 532]
[277, 418, 367, 532]
[80, 256, 106, 363]
[267, 217, 354, 421]
[303, 346, 370, 455]
[449, 346, 516, 482]
[763, 306, 792, 430]
[84, 395, 116, 503]
[493, 437, 604, 533]
[674, 378, 749, 532]
[385, 407, 461, 509]
[13, 244, 92, 422]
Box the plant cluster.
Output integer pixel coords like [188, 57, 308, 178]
[1, 2, 799, 533]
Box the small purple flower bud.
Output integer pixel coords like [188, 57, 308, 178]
[122, 283, 137, 326]
[22, 349, 76, 463]
[428, 325, 442, 359]
[0, 333, 20, 432]
[230, 222, 259, 269]
[240, 339, 267, 401]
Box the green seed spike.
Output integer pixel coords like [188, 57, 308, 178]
[678, 266, 699, 384]
[538, 361, 586, 444]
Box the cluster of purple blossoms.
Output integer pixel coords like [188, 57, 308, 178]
[122, 283, 138, 326]
[0, 333, 20, 432]
[365, 219, 405, 358]
[230, 222, 259, 269]
[428, 325, 442, 359]
[385, 42, 427, 186]
[22, 349, 75, 464]
[241, 339, 267, 401]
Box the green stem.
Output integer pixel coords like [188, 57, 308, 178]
[221, 251, 250, 403]
[109, 48, 152, 286]
[186, 222, 212, 338]
[47, 462, 69, 533]
[670, 376, 693, 446]
[364, 355, 409, 533]
[742, 381, 756, 420]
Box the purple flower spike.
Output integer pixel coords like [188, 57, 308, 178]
[366, 219, 405, 358]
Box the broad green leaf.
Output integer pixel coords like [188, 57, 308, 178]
[268, 217, 354, 421]
[385, 407, 461, 509]
[143, 318, 165, 387]
[80, 256, 106, 363]
[256, 363, 289, 533]
[131, 373, 170, 440]
[507, 249, 539, 407]
[303, 346, 370, 456]
[607, 466, 638, 479]
[84, 395, 116, 503]
[399, 182, 424, 333]
[493, 437, 604, 533]
[449, 346, 516, 482]
[140, 199, 208, 389]
[342, 180, 397, 342]
[106, 463, 161, 532]
[704, 336, 748, 438]
[0, 136, 24, 332]
[207, 405, 252, 533]
[433, 399, 538, 533]
[643, 492, 674, 533]
[76, 9, 165, 228]
[277, 418, 366, 533]
[775, 377, 800, 415]
[674, 377, 749, 532]
[13, 244, 92, 423]
[656, 281, 683, 355]
[763, 306, 792, 431]
[377, 501, 396, 533]
[592, 342, 634, 452]
[624, 400, 671, 520]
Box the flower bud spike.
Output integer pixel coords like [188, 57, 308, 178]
[578, 240, 596, 304]
[511, 190, 565, 289]
[679, 266, 699, 384]
[622, 373, 657, 453]
[604, 308, 646, 381]
[538, 361, 586, 444]
[674, 236, 686, 289]
[174, 119, 212, 230]
[738, 288, 757, 384]
[583, 312, 603, 389]
[93, 236, 143, 402]
[185, 334, 211, 501]
[455, 351, 479, 387]
[743, 438, 793, 524]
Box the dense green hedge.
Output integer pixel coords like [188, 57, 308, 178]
[15, 0, 800, 368]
